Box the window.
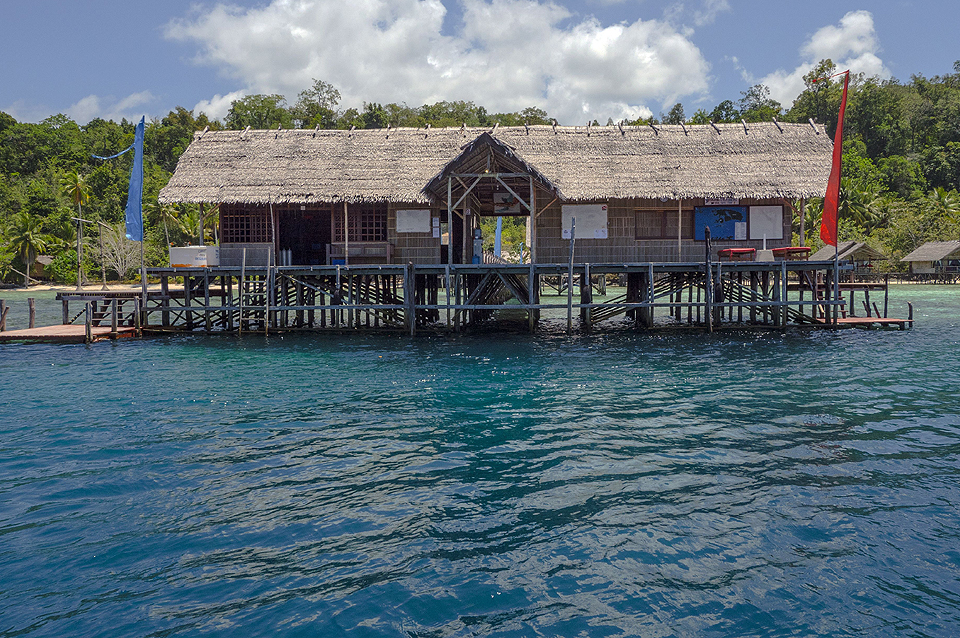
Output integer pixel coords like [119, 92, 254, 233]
[220, 205, 272, 243]
[334, 202, 387, 242]
[636, 209, 694, 239]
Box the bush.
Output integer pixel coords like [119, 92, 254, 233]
[48, 249, 77, 284]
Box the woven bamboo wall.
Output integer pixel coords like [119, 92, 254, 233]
[534, 198, 792, 264]
[388, 205, 441, 264]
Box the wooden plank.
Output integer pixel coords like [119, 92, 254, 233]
[0, 324, 137, 343]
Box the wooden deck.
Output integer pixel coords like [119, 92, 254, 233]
[835, 316, 914, 330]
[0, 325, 137, 344]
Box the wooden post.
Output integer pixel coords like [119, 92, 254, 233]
[781, 261, 789, 329]
[204, 270, 212, 332]
[161, 274, 170, 327]
[406, 262, 416, 336]
[28, 297, 36, 329]
[567, 217, 575, 333]
[445, 264, 452, 328]
[240, 248, 247, 333]
[84, 302, 92, 343]
[704, 227, 713, 333]
[714, 263, 721, 328]
[134, 297, 141, 335]
[265, 265, 272, 335]
[528, 262, 538, 333]
[184, 274, 193, 330]
[62, 298, 69, 325]
[883, 274, 889, 318]
[0, 300, 6, 331]
[581, 262, 592, 330]
[447, 177, 454, 267]
[110, 298, 118, 338]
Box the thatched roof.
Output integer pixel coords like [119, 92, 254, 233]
[159, 123, 833, 205]
[901, 240, 960, 262]
[810, 241, 885, 261]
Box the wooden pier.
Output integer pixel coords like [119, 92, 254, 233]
[0, 293, 142, 344]
[1, 260, 916, 344]
[123, 260, 906, 334]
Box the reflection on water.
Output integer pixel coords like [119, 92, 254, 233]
[1, 286, 959, 636]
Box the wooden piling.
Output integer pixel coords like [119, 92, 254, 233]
[84, 302, 92, 344]
[28, 298, 36, 329]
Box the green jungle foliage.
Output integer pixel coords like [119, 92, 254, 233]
[1, 62, 959, 283]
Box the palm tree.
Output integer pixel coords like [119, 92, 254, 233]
[6, 211, 53, 287]
[59, 171, 91, 288]
[929, 187, 960, 222]
[144, 200, 183, 248]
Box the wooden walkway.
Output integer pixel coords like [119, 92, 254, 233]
[0, 325, 137, 344]
[835, 317, 914, 330]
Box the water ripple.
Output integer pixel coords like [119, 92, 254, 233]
[1, 287, 959, 636]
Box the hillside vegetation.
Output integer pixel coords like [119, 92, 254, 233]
[2, 60, 958, 284]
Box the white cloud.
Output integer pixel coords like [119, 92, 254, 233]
[2, 100, 54, 124]
[193, 91, 248, 120]
[692, 0, 730, 27]
[760, 10, 891, 108]
[64, 91, 156, 124]
[165, 0, 710, 124]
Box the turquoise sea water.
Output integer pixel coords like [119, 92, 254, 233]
[1, 287, 959, 636]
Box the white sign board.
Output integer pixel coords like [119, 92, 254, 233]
[749, 206, 784, 240]
[735, 222, 747, 240]
[705, 197, 740, 206]
[562, 204, 608, 239]
[396, 209, 432, 233]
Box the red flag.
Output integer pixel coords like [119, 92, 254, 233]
[820, 71, 849, 247]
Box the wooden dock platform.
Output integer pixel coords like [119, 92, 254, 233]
[835, 317, 914, 330]
[0, 324, 137, 344]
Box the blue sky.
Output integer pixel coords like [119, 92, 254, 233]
[3, 0, 957, 125]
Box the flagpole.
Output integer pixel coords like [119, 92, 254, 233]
[815, 69, 849, 325]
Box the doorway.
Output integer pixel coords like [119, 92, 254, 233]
[278, 207, 331, 265]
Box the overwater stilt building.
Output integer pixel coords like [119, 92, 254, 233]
[117, 121, 903, 333]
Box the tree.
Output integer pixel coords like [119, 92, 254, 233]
[100, 221, 141, 279]
[59, 170, 91, 286]
[6, 211, 53, 286]
[689, 108, 710, 124]
[663, 103, 685, 124]
[928, 187, 960, 223]
[293, 79, 341, 128]
[361, 102, 389, 129]
[225, 94, 293, 130]
[709, 100, 740, 123]
[738, 85, 782, 122]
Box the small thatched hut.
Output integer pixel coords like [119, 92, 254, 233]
[159, 122, 832, 266]
[810, 241, 886, 272]
[901, 240, 960, 275]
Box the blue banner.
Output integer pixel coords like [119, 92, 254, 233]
[124, 117, 145, 242]
[91, 143, 134, 161]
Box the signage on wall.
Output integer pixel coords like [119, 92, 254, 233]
[396, 209, 432, 233]
[704, 197, 740, 206]
[748, 206, 784, 240]
[561, 204, 608, 239]
[695, 206, 747, 240]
